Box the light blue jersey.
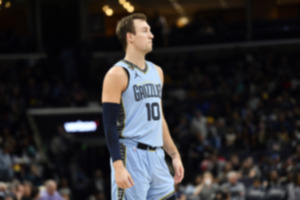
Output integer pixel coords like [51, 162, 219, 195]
[110, 60, 174, 200]
[115, 60, 163, 147]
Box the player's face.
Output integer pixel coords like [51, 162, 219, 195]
[130, 19, 154, 53]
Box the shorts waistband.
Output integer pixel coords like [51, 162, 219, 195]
[119, 139, 161, 151]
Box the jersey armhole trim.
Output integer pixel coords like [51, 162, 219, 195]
[153, 64, 163, 85]
[121, 67, 130, 93]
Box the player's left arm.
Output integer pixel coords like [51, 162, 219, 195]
[156, 65, 184, 184]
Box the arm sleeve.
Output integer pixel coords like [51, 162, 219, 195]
[102, 102, 121, 162]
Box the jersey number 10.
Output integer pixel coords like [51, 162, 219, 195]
[145, 103, 160, 121]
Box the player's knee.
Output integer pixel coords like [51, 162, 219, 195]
[165, 194, 176, 200]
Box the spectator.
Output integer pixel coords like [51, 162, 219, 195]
[191, 110, 208, 139]
[0, 142, 14, 181]
[287, 172, 300, 200]
[221, 171, 245, 200]
[246, 178, 266, 200]
[30, 187, 40, 200]
[290, 144, 300, 171]
[229, 155, 241, 172]
[24, 164, 43, 187]
[218, 162, 232, 184]
[239, 156, 261, 187]
[0, 183, 9, 197]
[39, 180, 63, 200]
[201, 152, 224, 177]
[10, 181, 25, 200]
[49, 125, 74, 177]
[59, 178, 71, 200]
[184, 174, 202, 198]
[265, 170, 287, 200]
[193, 171, 219, 200]
[22, 181, 33, 200]
[90, 169, 105, 194]
[224, 127, 237, 152]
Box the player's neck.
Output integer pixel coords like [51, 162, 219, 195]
[124, 50, 146, 70]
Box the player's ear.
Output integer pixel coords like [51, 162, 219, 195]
[127, 32, 134, 43]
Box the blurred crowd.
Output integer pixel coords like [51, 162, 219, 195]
[155, 49, 300, 200]
[1, 38, 300, 200]
[0, 50, 105, 199]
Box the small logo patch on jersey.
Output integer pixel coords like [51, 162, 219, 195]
[134, 72, 141, 79]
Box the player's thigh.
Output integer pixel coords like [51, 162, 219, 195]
[111, 145, 151, 200]
[126, 147, 152, 199]
[147, 148, 175, 200]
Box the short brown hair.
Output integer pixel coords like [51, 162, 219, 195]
[116, 13, 147, 51]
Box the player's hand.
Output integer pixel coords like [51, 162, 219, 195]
[172, 156, 184, 184]
[113, 160, 134, 189]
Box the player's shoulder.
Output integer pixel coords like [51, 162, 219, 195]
[146, 60, 164, 83]
[105, 65, 128, 81]
[107, 65, 126, 74]
[146, 60, 163, 74]
[106, 60, 126, 73]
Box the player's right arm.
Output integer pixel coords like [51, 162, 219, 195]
[102, 66, 134, 189]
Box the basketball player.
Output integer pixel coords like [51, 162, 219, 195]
[102, 13, 184, 200]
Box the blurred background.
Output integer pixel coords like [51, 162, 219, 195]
[1, 0, 300, 200]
